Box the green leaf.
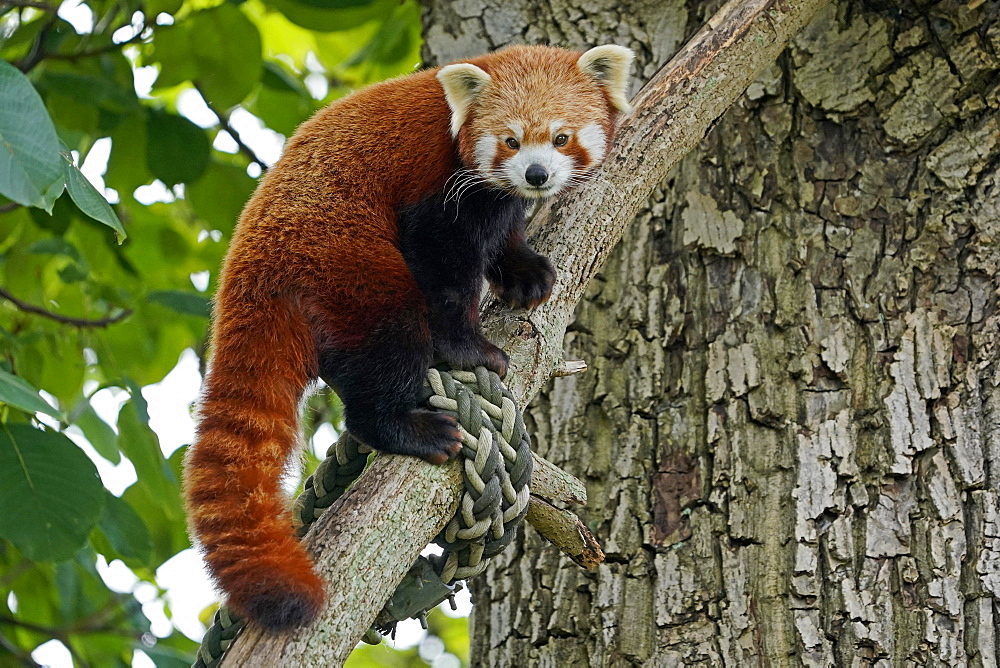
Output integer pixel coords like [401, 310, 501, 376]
[121, 481, 188, 569]
[46, 89, 100, 136]
[0, 425, 105, 561]
[153, 5, 263, 109]
[97, 492, 153, 564]
[141, 626, 200, 667]
[145, 110, 210, 187]
[186, 160, 256, 235]
[0, 59, 63, 209]
[40, 69, 139, 115]
[105, 111, 151, 196]
[150, 27, 198, 89]
[28, 190, 75, 236]
[261, 60, 310, 97]
[116, 398, 178, 504]
[54, 550, 131, 625]
[344, 0, 418, 67]
[0, 368, 62, 418]
[148, 290, 211, 317]
[146, 0, 183, 17]
[0, 14, 46, 63]
[38, 57, 140, 139]
[141, 644, 197, 668]
[264, 0, 396, 32]
[296, 0, 374, 9]
[27, 233, 90, 282]
[245, 62, 316, 137]
[122, 378, 150, 424]
[39, 174, 66, 212]
[11, 329, 87, 409]
[61, 151, 126, 240]
[292, 0, 373, 7]
[75, 402, 120, 464]
[28, 237, 82, 261]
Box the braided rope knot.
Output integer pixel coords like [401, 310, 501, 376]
[193, 365, 532, 667]
[424, 367, 532, 582]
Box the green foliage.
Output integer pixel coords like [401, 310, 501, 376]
[0, 425, 104, 562]
[0, 59, 124, 236]
[0, 0, 466, 665]
[0, 369, 62, 418]
[154, 4, 263, 110]
[145, 109, 211, 186]
[346, 610, 470, 667]
[0, 59, 64, 210]
[62, 149, 127, 238]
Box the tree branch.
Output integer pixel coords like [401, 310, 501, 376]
[15, 16, 56, 72]
[44, 28, 149, 61]
[14, 17, 148, 72]
[222, 0, 829, 664]
[1, 0, 55, 11]
[0, 630, 41, 668]
[194, 84, 268, 170]
[0, 614, 122, 637]
[0, 288, 131, 328]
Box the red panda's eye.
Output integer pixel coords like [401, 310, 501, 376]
[506, 138, 520, 150]
[554, 134, 569, 146]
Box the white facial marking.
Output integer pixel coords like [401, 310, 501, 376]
[576, 123, 607, 165]
[549, 120, 566, 136]
[508, 124, 523, 142]
[474, 134, 497, 172]
[503, 143, 574, 199]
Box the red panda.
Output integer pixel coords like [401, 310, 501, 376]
[183, 44, 634, 632]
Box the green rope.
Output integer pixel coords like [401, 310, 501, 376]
[294, 429, 372, 535]
[423, 367, 532, 582]
[194, 607, 243, 668]
[193, 366, 532, 667]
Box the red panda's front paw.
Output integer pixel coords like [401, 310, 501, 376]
[436, 334, 509, 378]
[491, 254, 556, 310]
[408, 411, 463, 464]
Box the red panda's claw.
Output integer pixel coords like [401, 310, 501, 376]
[408, 411, 463, 464]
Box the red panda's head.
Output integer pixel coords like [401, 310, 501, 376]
[437, 44, 634, 200]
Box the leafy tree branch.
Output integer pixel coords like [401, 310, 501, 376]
[0, 288, 132, 328]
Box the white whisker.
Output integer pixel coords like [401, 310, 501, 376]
[444, 169, 487, 206]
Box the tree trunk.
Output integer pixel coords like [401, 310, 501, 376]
[423, 0, 1000, 665]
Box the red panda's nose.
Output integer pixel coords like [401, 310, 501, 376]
[525, 164, 549, 186]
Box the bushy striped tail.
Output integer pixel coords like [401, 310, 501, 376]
[183, 297, 324, 631]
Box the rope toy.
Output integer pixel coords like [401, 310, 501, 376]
[194, 366, 532, 668]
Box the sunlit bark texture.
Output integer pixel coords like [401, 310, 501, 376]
[424, 0, 1000, 664]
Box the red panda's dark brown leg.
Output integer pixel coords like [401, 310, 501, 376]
[399, 187, 523, 377]
[487, 224, 556, 310]
[425, 284, 509, 378]
[317, 324, 462, 464]
[307, 245, 463, 464]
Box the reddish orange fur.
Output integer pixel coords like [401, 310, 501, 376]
[183, 44, 623, 631]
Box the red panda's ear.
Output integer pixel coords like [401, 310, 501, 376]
[437, 64, 492, 138]
[577, 45, 635, 114]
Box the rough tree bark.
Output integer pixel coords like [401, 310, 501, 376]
[423, 0, 1000, 665]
